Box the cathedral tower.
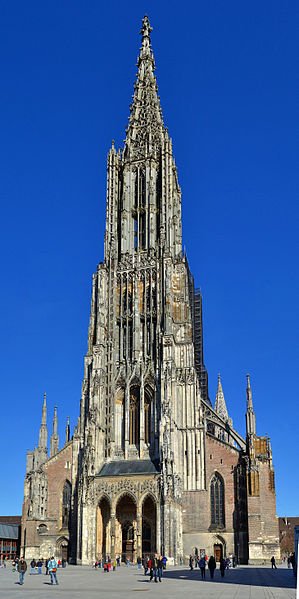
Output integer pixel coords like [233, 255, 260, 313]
[22, 16, 280, 566]
[76, 15, 209, 564]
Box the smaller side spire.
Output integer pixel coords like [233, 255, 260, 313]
[65, 416, 70, 445]
[50, 406, 59, 457]
[38, 392, 48, 452]
[214, 374, 229, 422]
[246, 374, 256, 436]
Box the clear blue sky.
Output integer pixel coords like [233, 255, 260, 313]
[0, 1, 298, 516]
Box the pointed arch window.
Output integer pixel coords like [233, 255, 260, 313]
[210, 473, 225, 529]
[144, 393, 152, 445]
[129, 387, 140, 445]
[62, 480, 72, 529]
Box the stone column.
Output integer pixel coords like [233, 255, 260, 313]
[136, 502, 142, 559]
[156, 500, 161, 554]
[110, 511, 116, 560]
[124, 384, 130, 458]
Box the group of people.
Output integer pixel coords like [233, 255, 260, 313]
[12, 556, 63, 585]
[143, 555, 166, 582]
[93, 554, 166, 582]
[93, 555, 121, 571]
[189, 553, 233, 579]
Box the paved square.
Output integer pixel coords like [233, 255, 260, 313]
[0, 564, 296, 599]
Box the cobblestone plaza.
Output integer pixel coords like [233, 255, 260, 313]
[0, 565, 296, 599]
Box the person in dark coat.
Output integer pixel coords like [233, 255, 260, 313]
[208, 555, 216, 579]
[271, 556, 277, 569]
[17, 558, 27, 585]
[199, 556, 206, 579]
[220, 557, 226, 577]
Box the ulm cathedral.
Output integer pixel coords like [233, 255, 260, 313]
[22, 17, 280, 565]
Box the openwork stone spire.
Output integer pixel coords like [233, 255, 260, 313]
[125, 15, 164, 160]
[38, 392, 48, 451]
[214, 374, 229, 422]
[50, 406, 59, 457]
[246, 374, 256, 436]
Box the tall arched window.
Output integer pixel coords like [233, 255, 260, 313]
[62, 480, 72, 529]
[129, 387, 140, 445]
[210, 473, 225, 529]
[144, 394, 151, 445]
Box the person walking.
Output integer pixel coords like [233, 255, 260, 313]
[37, 559, 43, 575]
[30, 558, 36, 574]
[48, 556, 59, 585]
[199, 556, 206, 579]
[143, 557, 148, 575]
[17, 557, 27, 585]
[289, 553, 297, 577]
[157, 556, 163, 582]
[220, 557, 226, 577]
[189, 554, 194, 570]
[271, 556, 277, 569]
[208, 555, 216, 579]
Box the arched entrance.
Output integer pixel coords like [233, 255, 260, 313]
[97, 497, 111, 561]
[115, 494, 137, 563]
[142, 495, 156, 558]
[213, 534, 226, 561]
[56, 536, 69, 561]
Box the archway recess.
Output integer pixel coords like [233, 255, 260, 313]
[96, 497, 111, 560]
[115, 494, 137, 562]
[142, 495, 156, 557]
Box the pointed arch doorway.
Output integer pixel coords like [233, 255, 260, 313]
[96, 497, 111, 561]
[116, 494, 137, 563]
[142, 495, 156, 558]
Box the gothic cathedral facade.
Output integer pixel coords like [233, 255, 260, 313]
[21, 17, 280, 565]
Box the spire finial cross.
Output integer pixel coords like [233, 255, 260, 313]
[141, 15, 153, 40]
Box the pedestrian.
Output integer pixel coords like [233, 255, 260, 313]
[220, 557, 226, 577]
[37, 558, 43, 574]
[17, 557, 27, 585]
[199, 556, 206, 579]
[137, 556, 142, 570]
[289, 553, 297, 577]
[157, 556, 163, 582]
[152, 555, 158, 582]
[271, 556, 277, 569]
[143, 557, 148, 575]
[189, 554, 194, 570]
[162, 555, 167, 570]
[148, 557, 153, 580]
[208, 555, 216, 579]
[30, 558, 36, 574]
[45, 558, 49, 575]
[48, 556, 59, 585]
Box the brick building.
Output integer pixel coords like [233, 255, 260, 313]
[21, 16, 280, 565]
[0, 516, 21, 560]
[279, 517, 299, 557]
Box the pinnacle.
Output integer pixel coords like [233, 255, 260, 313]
[141, 15, 153, 40]
[124, 17, 165, 159]
[215, 374, 229, 422]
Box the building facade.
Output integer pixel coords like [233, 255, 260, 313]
[21, 17, 280, 565]
[0, 517, 21, 561]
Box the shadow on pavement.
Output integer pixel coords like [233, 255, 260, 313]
[138, 567, 296, 589]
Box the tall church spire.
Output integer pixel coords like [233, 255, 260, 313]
[246, 374, 256, 436]
[125, 15, 164, 160]
[214, 374, 229, 422]
[38, 392, 48, 452]
[65, 416, 70, 444]
[50, 406, 59, 457]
